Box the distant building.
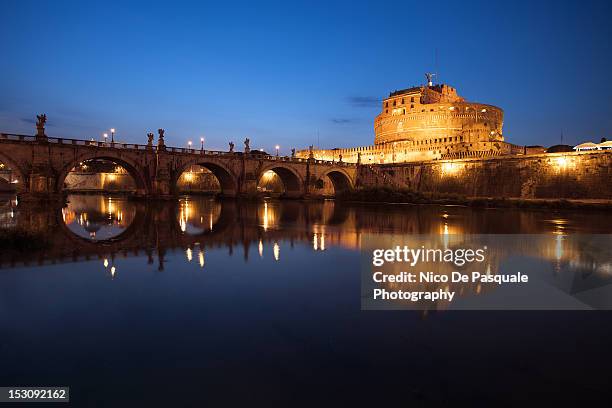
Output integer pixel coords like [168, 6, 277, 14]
[599, 141, 612, 150]
[574, 142, 600, 151]
[547, 144, 574, 153]
[297, 76, 523, 164]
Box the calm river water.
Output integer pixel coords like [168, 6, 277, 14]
[1, 194, 611, 405]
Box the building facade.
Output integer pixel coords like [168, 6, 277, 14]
[298, 79, 523, 164]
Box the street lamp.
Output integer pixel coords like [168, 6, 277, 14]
[103, 133, 108, 144]
[200, 137, 204, 151]
[275, 145, 280, 157]
[110, 128, 115, 143]
[188, 140, 192, 150]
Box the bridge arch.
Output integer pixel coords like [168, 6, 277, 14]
[56, 152, 149, 195]
[0, 150, 26, 192]
[258, 164, 304, 198]
[317, 167, 354, 196]
[175, 159, 238, 197]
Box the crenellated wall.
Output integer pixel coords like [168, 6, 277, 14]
[357, 151, 612, 199]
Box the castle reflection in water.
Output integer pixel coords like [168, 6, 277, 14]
[1, 193, 611, 308]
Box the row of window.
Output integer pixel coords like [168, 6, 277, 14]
[384, 105, 489, 115]
[412, 136, 464, 146]
[385, 96, 417, 108]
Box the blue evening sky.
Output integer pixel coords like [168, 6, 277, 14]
[1, 0, 610, 153]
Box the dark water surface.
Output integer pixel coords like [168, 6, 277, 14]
[1, 194, 612, 406]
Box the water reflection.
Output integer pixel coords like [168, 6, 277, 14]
[178, 197, 221, 234]
[62, 195, 137, 240]
[0, 194, 18, 228]
[1, 194, 611, 281]
[2, 193, 611, 404]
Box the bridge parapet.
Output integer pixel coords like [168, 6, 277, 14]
[0, 132, 355, 167]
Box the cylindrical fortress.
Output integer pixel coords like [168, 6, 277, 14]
[374, 84, 504, 149]
[297, 80, 520, 164]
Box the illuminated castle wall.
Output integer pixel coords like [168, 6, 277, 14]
[297, 80, 523, 164]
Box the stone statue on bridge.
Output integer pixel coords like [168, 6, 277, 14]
[244, 138, 250, 154]
[229, 141, 234, 153]
[157, 128, 166, 150]
[338, 154, 343, 163]
[147, 132, 154, 148]
[308, 145, 314, 159]
[36, 114, 47, 139]
[291, 148, 295, 158]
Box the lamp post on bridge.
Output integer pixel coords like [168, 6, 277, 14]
[103, 133, 108, 145]
[200, 137, 204, 151]
[110, 128, 115, 144]
[275, 145, 280, 157]
[188, 140, 192, 151]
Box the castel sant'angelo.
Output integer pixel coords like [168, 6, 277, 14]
[298, 74, 523, 164]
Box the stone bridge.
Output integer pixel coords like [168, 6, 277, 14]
[0, 126, 356, 200]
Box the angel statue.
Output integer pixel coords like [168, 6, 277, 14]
[36, 114, 47, 128]
[244, 138, 250, 153]
[229, 141, 235, 153]
[157, 128, 166, 149]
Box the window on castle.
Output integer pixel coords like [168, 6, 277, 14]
[411, 104, 414, 109]
[401, 98, 404, 104]
[410, 97, 414, 102]
[393, 101, 396, 106]
[385, 102, 388, 108]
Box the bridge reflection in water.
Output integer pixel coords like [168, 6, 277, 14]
[1, 193, 611, 294]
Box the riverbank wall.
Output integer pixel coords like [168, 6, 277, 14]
[356, 151, 612, 200]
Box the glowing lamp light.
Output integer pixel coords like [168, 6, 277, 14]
[555, 156, 568, 169]
[198, 250, 205, 268]
[441, 162, 460, 175]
